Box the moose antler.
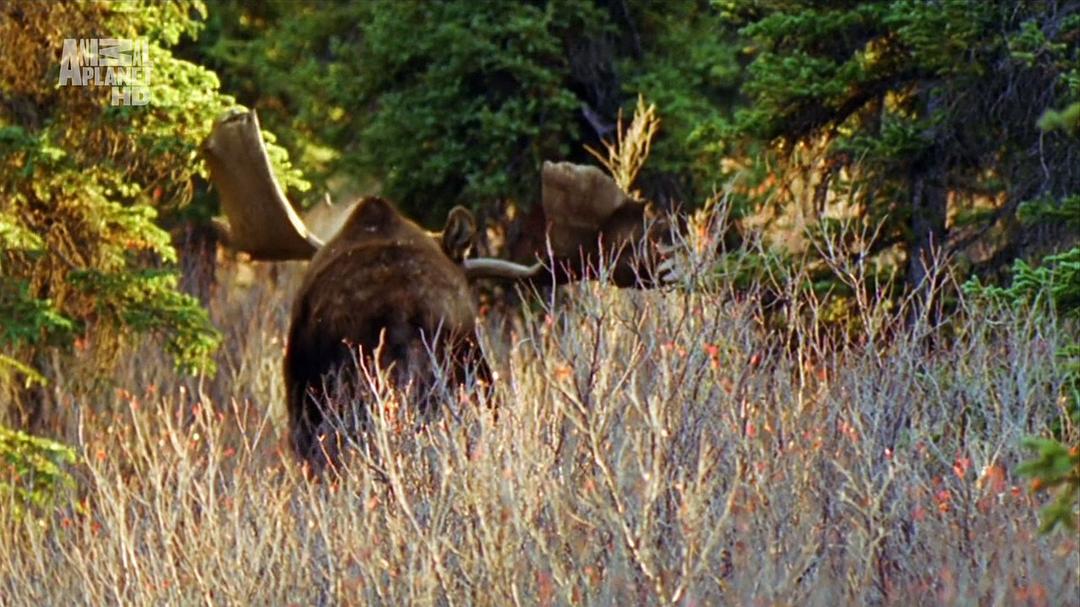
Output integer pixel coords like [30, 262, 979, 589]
[463, 258, 543, 279]
[201, 109, 544, 281]
[540, 160, 635, 258]
[201, 109, 323, 260]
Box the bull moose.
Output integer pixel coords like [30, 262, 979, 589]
[202, 109, 673, 468]
[284, 197, 506, 466]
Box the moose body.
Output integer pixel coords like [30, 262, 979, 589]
[284, 197, 484, 467]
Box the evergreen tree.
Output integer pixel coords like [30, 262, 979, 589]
[189, 0, 740, 223]
[719, 0, 1080, 291]
[0, 1, 304, 422]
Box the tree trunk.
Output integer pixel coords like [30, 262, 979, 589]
[177, 220, 219, 306]
[906, 84, 950, 311]
[906, 160, 948, 294]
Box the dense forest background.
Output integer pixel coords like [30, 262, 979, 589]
[4, 1, 1077, 383]
[0, 1, 1078, 601]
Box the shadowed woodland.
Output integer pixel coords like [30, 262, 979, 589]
[1, 1, 1078, 604]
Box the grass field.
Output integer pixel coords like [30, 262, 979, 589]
[1, 224, 1077, 606]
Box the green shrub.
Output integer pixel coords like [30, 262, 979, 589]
[0, 426, 76, 517]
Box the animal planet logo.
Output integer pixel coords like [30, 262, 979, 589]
[57, 38, 151, 106]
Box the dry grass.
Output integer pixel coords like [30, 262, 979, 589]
[1, 216, 1077, 606]
[586, 95, 659, 197]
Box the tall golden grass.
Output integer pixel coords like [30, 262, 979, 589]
[1, 205, 1076, 606]
[586, 95, 659, 197]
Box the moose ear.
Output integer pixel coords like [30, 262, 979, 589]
[441, 206, 476, 262]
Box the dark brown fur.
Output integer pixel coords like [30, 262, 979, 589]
[284, 197, 483, 468]
[513, 199, 672, 288]
[571, 199, 671, 288]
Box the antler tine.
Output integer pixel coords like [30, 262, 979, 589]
[463, 258, 544, 280]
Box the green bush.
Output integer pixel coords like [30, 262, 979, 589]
[1019, 437, 1080, 533]
[0, 426, 76, 517]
